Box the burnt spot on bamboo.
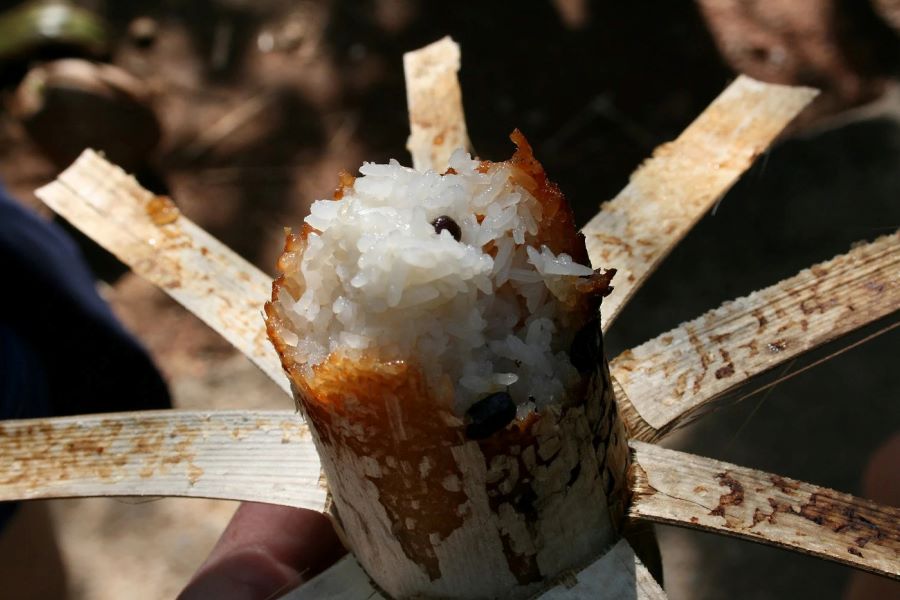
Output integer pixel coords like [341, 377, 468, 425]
[710, 471, 745, 518]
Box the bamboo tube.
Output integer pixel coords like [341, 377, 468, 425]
[264, 151, 630, 599]
[266, 307, 629, 599]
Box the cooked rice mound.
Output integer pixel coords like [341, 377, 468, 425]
[271, 132, 611, 415]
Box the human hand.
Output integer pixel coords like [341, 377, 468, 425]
[179, 502, 345, 600]
[844, 433, 900, 600]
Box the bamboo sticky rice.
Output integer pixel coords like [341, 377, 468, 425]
[265, 131, 629, 599]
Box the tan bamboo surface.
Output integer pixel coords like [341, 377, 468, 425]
[0, 410, 326, 511]
[34, 152, 291, 397]
[403, 36, 471, 172]
[630, 441, 900, 580]
[612, 232, 900, 442]
[281, 539, 666, 600]
[583, 76, 818, 332]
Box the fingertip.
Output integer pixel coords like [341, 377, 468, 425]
[180, 503, 345, 600]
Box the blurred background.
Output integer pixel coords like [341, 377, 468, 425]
[0, 0, 897, 598]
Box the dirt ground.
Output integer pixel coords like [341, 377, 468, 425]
[0, 0, 898, 598]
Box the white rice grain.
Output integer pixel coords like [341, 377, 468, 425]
[277, 152, 593, 414]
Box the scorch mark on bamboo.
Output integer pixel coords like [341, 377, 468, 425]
[0, 416, 202, 487]
[629, 442, 900, 579]
[0, 411, 326, 510]
[709, 472, 744, 524]
[613, 232, 900, 441]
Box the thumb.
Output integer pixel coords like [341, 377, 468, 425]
[179, 502, 345, 600]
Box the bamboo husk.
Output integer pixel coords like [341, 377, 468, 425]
[0, 410, 326, 510]
[35, 150, 290, 396]
[265, 318, 629, 599]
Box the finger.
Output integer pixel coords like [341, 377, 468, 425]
[179, 502, 345, 600]
[844, 433, 900, 600]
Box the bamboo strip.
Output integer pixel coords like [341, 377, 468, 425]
[404, 36, 471, 172]
[34, 152, 291, 396]
[613, 232, 900, 442]
[629, 441, 900, 580]
[585, 76, 818, 332]
[280, 539, 666, 600]
[0, 410, 326, 511]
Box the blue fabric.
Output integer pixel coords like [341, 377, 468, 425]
[0, 324, 50, 530]
[0, 323, 50, 420]
[0, 184, 170, 416]
[0, 182, 171, 531]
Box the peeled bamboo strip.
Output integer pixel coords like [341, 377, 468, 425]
[0, 410, 326, 511]
[585, 76, 818, 332]
[404, 36, 471, 172]
[34, 152, 291, 396]
[613, 232, 900, 442]
[629, 441, 900, 580]
[280, 539, 666, 600]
